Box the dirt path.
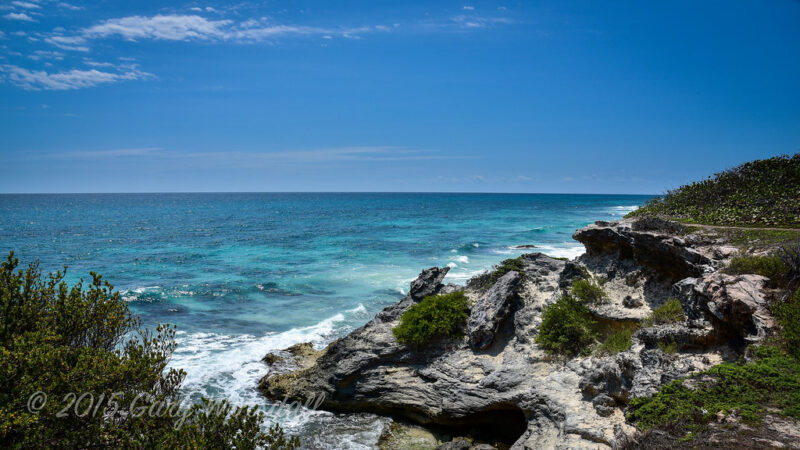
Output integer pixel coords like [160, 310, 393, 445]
[684, 223, 800, 232]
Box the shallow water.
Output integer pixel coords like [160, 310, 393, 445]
[0, 192, 649, 447]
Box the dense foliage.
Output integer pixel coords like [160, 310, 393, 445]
[0, 252, 299, 449]
[725, 254, 791, 287]
[467, 256, 524, 290]
[644, 298, 686, 327]
[570, 279, 608, 304]
[627, 154, 800, 227]
[535, 295, 597, 356]
[393, 291, 470, 345]
[627, 345, 800, 430]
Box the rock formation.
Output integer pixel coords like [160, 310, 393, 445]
[258, 218, 786, 448]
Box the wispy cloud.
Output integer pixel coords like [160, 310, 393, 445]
[0, 64, 153, 90]
[43, 147, 162, 159]
[4, 12, 37, 22]
[34, 146, 470, 166]
[11, 1, 41, 9]
[78, 14, 387, 44]
[44, 35, 89, 51]
[57, 2, 83, 11]
[450, 14, 513, 29]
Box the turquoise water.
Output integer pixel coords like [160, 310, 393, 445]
[0, 193, 649, 447]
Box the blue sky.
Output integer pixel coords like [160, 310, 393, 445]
[1, 1, 798, 194]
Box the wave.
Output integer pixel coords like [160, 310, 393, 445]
[169, 310, 353, 409]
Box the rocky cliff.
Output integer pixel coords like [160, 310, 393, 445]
[258, 218, 787, 449]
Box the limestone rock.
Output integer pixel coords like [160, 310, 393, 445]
[467, 271, 521, 350]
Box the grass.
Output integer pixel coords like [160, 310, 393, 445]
[626, 153, 800, 227]
[571, 279, 608, 304]
[597, 327, 635, 355]
[644, 298, 686, 326]
[467, 256, 524, 290]
[392, 291, 470, 345]
[535, 295, 598, 356]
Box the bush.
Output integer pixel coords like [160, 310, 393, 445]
[725, 255, 791, 288]
[535, 295, 597, 356]
[774, 289, 800, 357]
[0, 252, 299, 449]
[628, 345, 800, 430]
[393, 291, 470, 345]
[597, 327, 635, 355]
[626, 153, 800, 227]
[571, 279, 608, 304]
[644, 298, 686, 326]
[467, 256, 524, 290]
[657, 341, 678, 354]
[778, 242, 800, 290]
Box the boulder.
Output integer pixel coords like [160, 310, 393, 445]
[467, 271, 521, 350]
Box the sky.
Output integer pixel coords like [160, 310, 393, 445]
[1, 1, 798, 194]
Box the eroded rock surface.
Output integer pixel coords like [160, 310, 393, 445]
[259, 218, 785, 448]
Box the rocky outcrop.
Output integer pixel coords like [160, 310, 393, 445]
[259, 218, 783, 448]
[467, 271, 521, 350]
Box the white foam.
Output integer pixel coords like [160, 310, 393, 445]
[536, 243, 585, 260]
[453, 255, 470, 264]
[170, 312, 349, 408]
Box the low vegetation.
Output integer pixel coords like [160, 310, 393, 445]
[467, 256, 524, 290]
[571, 279, 608, 304]
[597, 327, 635, 355]
[0, 252, 299, 449]
[535, 295, 598, 356]
[628, 288, 800, 438]
[644, 298, 686, 326]
[725, 254, 791, 287]
[774, 289, 800, 357]
[628, 345, 800, 430]
[627, 153, 800, 227]
[393, 291, 470, 345]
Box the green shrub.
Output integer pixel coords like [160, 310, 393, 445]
[597, 327, 635, 355]
[0, 252, 299, 449]
[628, 345, 800, 430]
[657, 340, 678, 354]
[535, 295, 598, 356]
[626, 153, 800, 227]
[393, 291, 470, 345]
[644, 298, 686, 326]
[571, 279, 608, 304]
[725, 255, 791, 287]
[775, 289, 800, 357]
[467, 256, 524, 290]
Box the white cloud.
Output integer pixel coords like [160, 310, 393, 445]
[463, 5, 475, 10]
[28, 50, 64, 61]
[11, 1, 41, 9]
[83, 14, 233, 41]
[44, 34, 89, 51]
[58, 2, 83, 11]
[450, 14, 513, 29]
[4, 12, 36, 22]
[0, 64, 153, 90]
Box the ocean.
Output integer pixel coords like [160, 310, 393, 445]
[0, 192, 650, 448]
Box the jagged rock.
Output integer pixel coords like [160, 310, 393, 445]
[467, 271, 521, 350]
[573, 220, 711, 281]
[634, 324, 717, 350]
[257, 219, 785, 449]
[622, 295, 643, 308]
[410, 267, 451, 301]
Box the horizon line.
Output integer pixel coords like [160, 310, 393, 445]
[0, 191, 658, 196]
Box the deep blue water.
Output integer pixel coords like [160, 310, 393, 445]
[0, 193, 650, 447]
